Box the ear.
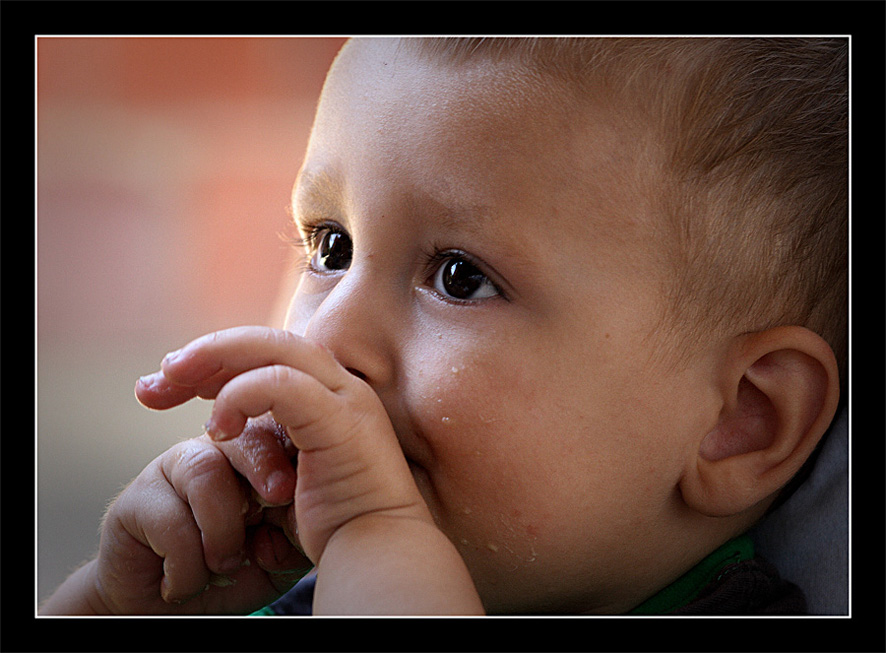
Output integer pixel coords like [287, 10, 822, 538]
[679, 326, 841, 518]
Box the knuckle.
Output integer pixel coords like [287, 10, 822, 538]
[257, 327, 278, 347]
[173, 441, 229, 485]
[267, 328, 307, 355]
[258, 326, 291, 349]
[268, 364, 296, 386]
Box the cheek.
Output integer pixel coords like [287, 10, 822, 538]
[406, 341, 685, 577]
[430, 364, 512, 433]
[410, 344, 538, 456]
[406, 347, 559, 548]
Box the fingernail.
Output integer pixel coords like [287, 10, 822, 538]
[203, 418, 229, 441]
[163, 349, 182, 365]
[265, 470, 292, 498]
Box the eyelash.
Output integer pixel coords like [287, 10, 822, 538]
[280, 219, 332, 269]
[301, 220, 339, 252]
[423, 246, 505, 302]
[286, 219, 506, 302]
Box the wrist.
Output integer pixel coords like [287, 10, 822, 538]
[40, 559, 114, 616]
[314, 513, 484, 615]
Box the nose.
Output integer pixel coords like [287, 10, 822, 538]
[291, 270, 396, 390]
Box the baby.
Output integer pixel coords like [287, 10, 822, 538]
[40, 36, 847, 615]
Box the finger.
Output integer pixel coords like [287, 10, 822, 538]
[163, 326, 348, 393]
[251, 522, 312, 575]
[135, 371, 200, 410]
[161, 440, 250, 576]
[204, 365, 351, 451]
[212, 415, 297, 507]
[112, 462, 212, 604]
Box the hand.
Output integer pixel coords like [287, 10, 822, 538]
[135, 326, 433, 567]
[74, 415, 311, 615]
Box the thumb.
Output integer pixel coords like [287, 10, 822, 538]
[215, 415, 298, 507]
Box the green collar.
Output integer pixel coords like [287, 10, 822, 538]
[628, 534, 755, 615]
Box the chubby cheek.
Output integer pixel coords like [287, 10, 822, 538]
[403, 347, 557, 566]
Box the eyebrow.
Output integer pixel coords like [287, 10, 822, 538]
[290, 166, 536, 295]
[293, 166, 500, 234]
[406, 183, 501, 237]
[291, 167, 345, 224]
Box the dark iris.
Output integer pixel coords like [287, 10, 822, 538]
[316, 230, 352, 271]
[440, 259, 488, 300]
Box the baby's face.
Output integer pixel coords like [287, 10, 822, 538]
[285, 38, 714, 613]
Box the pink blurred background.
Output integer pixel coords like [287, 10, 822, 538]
[36, 36, 346, 603]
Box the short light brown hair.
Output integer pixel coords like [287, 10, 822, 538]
[403, 37, 849, 388]
[653, 38, 848, 388]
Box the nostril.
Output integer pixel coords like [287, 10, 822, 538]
[346, 368, 367, 381]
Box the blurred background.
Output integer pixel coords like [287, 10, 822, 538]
[36, 36, 346, 604]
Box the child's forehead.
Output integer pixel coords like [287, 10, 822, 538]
[303, 38, 662, 249]
[320, 42, 619, 171]
[331, 38, 574, 117]
[326, 39, 653, 164]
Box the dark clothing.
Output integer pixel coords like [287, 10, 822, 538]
[262, 572, 316, 615]
[673, 556, 806, 615]
[630, 534, 807, 615]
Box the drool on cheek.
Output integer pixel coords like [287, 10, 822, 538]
[411, 360, 555, 554]
[442, 487, 552, 578]
[417, 358, 525, 450]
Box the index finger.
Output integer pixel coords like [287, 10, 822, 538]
[137, 327, 348, 410]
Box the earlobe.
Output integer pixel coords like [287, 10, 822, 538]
[680, 326, 841, 518]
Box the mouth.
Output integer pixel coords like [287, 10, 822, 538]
[386, 407, 438, 508]
[391, 417, 430, 480]
[403, 455, 438, 517]
[404, 455, 426, 483]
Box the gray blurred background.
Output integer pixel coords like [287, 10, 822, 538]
[36, 36, 346, 604]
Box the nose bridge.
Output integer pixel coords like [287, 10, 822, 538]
[299, 268, 395, 386]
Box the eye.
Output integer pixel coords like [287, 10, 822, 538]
[310, 226, 353, 272]
[432, 255, 499, 301]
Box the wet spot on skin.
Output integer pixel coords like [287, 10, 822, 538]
[441, 416, 451, 425]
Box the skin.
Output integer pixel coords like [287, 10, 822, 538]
[274, 38, 727, 613]
[41, 38, 841, 616]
